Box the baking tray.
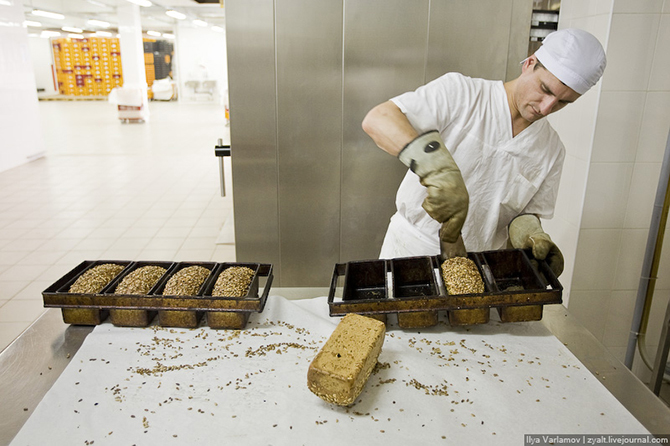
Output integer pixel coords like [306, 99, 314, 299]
[43, 260, 274, 329]
[328, 249, 562, 327]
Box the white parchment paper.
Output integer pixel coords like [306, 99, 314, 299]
[10, 296, 648, 446]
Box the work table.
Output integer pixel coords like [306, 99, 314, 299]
[1, 289, 668, 445]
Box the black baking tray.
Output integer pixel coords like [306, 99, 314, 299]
[328, 249, 562, 324]
[43, 260, 274, 327]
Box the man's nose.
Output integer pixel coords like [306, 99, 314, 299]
[539, 96, 559, 115]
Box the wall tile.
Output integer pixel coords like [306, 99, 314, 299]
[602, 290, 637, 349]
[644, 288, 670, 346]
[624, 163, 663, 228]
[567, 290, 611, 342]
[601, 14, 660, 91]
[570, 13, 612, 50]
[657, 216, 670, 290]
[613, 228, 648, 289]
[592, 91, 645, 163]
[649, 14, 670, 90]
[581, 162, 633, 228]
[554, 88, 600, 162]
[613, 0, 664, 14]
[637, 92, 670, 164]
[572, 228, 622, 289]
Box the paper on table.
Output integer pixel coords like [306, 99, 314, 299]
[11, 296, 648, 446]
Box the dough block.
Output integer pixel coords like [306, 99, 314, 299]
[307, 313, 385, 406]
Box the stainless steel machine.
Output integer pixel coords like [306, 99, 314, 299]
[225, 0, 533, 286]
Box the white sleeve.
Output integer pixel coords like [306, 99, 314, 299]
[390, 72, 467, 134]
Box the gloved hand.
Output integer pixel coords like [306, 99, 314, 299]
[398, 130, 468, 243]
[508, 214, 564, 277]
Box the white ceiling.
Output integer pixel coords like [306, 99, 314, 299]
[23, 0, 226, 35]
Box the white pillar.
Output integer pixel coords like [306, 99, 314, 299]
[117, 3, 149, 120]
[0, 0, 45, 172]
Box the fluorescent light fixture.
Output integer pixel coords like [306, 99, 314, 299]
[95, 30, 112, 37]
[24, 21, 43, 27]
[162, 33, 175, 39]
[87, 0, 108, 7]
[32, 9, 65, 20]
[40, 30, 61, 38]
[165, 10, 186, 20]
[68, 33, 84, 39]
[126, 0, 152, 6]
[87, 19, 110, 28]
[146, 30, 161, 37]
[211, 26, 223, 32]
[62, 26, 83, 33]
[0, 0, 12, 6]
[193, 19, 207, 27]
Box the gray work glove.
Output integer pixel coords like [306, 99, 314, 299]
[508, 214, 564, 277]
[398, 131, 468, 243]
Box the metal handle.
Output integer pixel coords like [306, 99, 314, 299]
[215, 138, 231, 197]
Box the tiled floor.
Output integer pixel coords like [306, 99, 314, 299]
[0, 100, 234, 352]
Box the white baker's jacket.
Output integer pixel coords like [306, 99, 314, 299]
[380, 73, 565, 259]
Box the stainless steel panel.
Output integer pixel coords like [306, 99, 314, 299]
[226, 1, 281, 278]
[227, 0, 535, 286]
[275, 0, 343, 286]
[340, 0, 429, 262]
[506, 0, 534, 80]
[426, 0, 522, 82]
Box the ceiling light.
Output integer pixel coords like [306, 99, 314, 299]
[24, 21, 43, 27]
[211, 26, 223, 32]
[165, 10, 186, 20]
[162, 33, 174, 39]
[126, 0, 152, 6]
[32, 10, 65, 20]
[146, 30, 161, 37]
[68, 33, 85, 39]
[40, 30, 61, 38]
[0, 0, 12, 6]
[87, 19, 110, 28]
[62, 26, 83, 33]
[95, 31, 112, 37]
[193, 19, 207, 27]
[87, 0, 109, 7]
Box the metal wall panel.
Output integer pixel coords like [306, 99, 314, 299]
[426, 0, 529, 83]
[226, 1, 281, 277]
[340, 0, 430, 262]
[275, 0, 343, 285]
[506, 0, 534, 81]
[227, 0, 534, 286]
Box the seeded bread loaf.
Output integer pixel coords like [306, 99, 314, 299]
[163, 266, 210, 296]
[307, 313, 385, 406]
[69, 263, 125, 294]
[441, 257, 485, 295]
[212, 266, 254, 297]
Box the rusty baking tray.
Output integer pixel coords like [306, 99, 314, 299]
[43, 260, 274, 329]
[327, 249, 562, 327]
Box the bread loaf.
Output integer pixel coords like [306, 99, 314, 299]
[307, 313, 385, 406]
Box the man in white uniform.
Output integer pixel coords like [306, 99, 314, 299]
[362, 28, 606, 277]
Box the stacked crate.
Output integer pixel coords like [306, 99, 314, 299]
[52, 37, 123, 97]
[143, 39, 156, 99]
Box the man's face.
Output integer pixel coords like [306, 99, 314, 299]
[515, 56, 581, 123]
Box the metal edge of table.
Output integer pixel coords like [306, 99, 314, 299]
[0, 290, 668, 446]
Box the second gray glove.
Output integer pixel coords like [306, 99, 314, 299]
[398, 130, 469, 243]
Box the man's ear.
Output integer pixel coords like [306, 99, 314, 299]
[521, 54, 538, 73]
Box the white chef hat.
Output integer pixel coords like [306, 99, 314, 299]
[535, 28, 607, 95]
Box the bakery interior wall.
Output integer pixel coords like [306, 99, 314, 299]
[0, 1, 46, 173]
[544, 0, 670, 382]
[226, 0, 533, 287]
